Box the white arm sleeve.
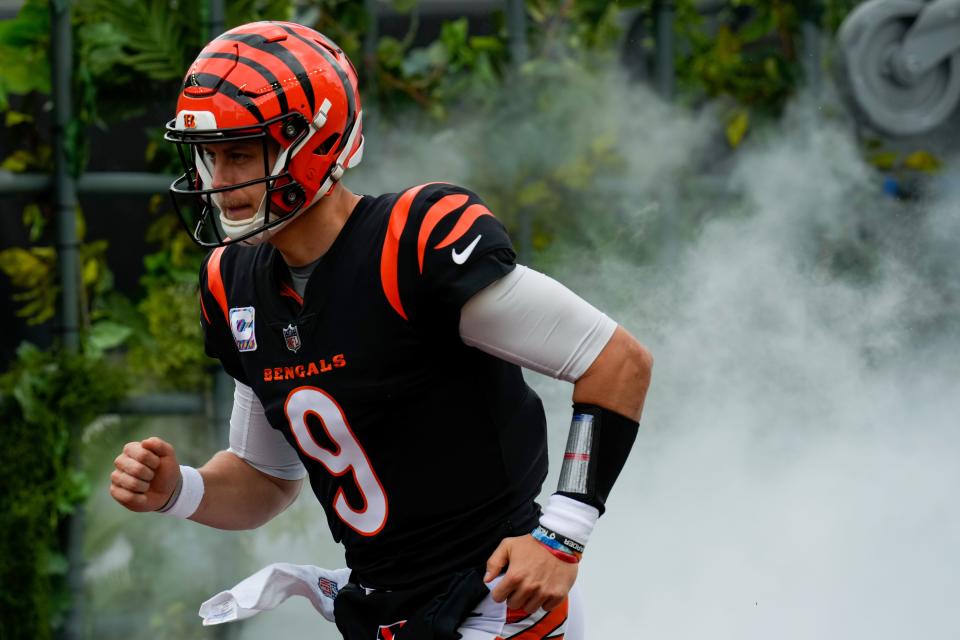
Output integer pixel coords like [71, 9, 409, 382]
[228, 381, 307, 481]
[459, 265, 617, 382]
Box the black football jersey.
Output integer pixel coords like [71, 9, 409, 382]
[198, 183, 548, 588]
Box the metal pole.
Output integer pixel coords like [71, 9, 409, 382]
[801, 20, 822, 98]
[212, 370, 233, 455]
[50, 3, 85, 637]
[505, 0, 533, 264]
[208, 0, 224, 39]
[800, 1, 823, 99]
[506, 0, 529, 68]
[0, 171, 176, 195]
[114, 393, 206, 415]
[652, 0, 677, 257]
[655, 0, 675, 101]
[52, 0, 79, 351]
[364, 0, 379, 94]
[209, 368, 236, 640]
[204, 7, 232, 636]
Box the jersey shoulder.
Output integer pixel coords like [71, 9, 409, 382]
[376, 182, 516, 322]
[198, 244, 262, 325]
[198, 244, 264, 383]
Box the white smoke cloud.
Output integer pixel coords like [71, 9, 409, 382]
[535, 91, 960, 639]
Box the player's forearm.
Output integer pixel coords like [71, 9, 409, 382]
[189, 450, 302, 530]
[572, 325, 653, 421]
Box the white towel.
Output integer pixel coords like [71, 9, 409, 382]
[198, 562, 351, 626]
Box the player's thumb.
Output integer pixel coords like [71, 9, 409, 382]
[484, 541, 509, 583]
[141, 436, 176, 460]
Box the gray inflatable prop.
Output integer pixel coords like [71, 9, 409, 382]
[835, 0, 960, 136]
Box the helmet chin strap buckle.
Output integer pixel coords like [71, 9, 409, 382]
[330, 163, 345, 182]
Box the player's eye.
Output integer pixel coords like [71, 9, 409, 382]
[230, 152, 251, 163]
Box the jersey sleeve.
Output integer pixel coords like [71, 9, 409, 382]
[199, 248, 250, 385]
[387, 183, 517, 326]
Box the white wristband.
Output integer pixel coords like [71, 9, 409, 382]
[539, 494, 600, 548]
[158, 465, 204, 519]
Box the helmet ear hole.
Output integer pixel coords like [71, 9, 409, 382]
[280, 114, 308, 140]
[314, 133, 340, 156]
[283, 184, 305, 206]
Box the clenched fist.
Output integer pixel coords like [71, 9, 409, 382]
[110, 437, 181, 512]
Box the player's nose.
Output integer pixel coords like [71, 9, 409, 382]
[210, 163, 235, 190]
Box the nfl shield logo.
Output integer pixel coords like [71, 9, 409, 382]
[377, 621, 406, 640]
[318, 576, 338, 599]
[283, 324, 301, 353]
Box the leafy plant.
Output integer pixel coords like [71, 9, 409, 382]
[370, 16, 508, 119]
[0, 343, 127, 638]
[0, 209, 112, 328]
[0, 0, 49, 110]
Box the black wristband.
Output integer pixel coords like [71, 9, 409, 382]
[155, 471, 184, 513]
[533, 524, 586, 554]
[557, 403, 639, 515]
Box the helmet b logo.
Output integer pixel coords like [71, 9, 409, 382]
[183, 114, 196, 128]
[377, 621, 406, 639]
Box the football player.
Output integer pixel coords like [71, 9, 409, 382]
[110, 21, 652, 640]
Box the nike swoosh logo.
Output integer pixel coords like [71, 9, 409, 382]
[452, 235, 482, 264]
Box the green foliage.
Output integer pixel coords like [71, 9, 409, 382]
[90, 0, 191, 81]
[0, 343, 127, 638]
[0, 0, 49, 110]
[125, 224, 209, 390]
[0, 209, 112, 327]
[823, 0, 861, 32]
[372, 16, 508, 119]
[669, 0, 803, 147]
[527, 0, 637, 57]
[0, 244, 57, 325]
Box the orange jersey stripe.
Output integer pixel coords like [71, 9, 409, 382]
[417, 193, 469, 273]
[434, 203, 494, 249]
[279, 281, 304, 306]
[380, 183, 438, 320]
[506, 608, 532, 624]
[199, 292, 211, 325]
[502, 600, 568, 640]
[206, 246, 230, 324]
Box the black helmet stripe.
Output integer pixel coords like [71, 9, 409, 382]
[184, 72, 265, 122]
[218, 33, 316, 115]
[199, 52, 289, 115]
[275, 24, 357, 154]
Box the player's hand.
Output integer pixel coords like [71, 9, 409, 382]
[483, 534, 578, 614]
[109, 437, 181, 512]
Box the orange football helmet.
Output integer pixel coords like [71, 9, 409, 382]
[165, 21, 364, 246]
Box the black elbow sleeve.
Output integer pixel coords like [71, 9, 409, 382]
[557, 403, 640, 515]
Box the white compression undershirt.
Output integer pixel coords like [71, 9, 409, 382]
[229, 264, 616, 478]
[459, 265, 617, 383]
[228, 382, 306, 480]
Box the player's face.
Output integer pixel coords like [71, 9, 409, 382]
[201, 140, 278, 221]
